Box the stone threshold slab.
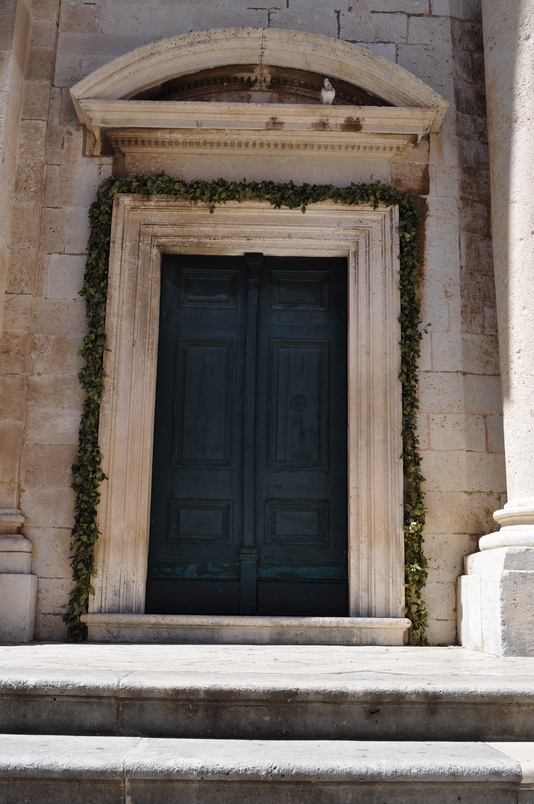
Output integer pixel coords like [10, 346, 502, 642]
[81, 614, 411, 645]
[0, 736, 527, 804]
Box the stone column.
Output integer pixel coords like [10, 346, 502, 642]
[459, 0, 534, 655]
[0, 509, 36, 643]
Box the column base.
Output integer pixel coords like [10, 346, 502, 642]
[0, 574, 36, 643]
[458, 546, 534, 656]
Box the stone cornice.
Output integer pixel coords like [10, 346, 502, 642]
[76, 99, 437, 158]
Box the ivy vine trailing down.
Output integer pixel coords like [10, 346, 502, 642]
[64, 175, 428, 643]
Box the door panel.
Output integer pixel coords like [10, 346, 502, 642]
[254, 256, 348, 614]
[169, 500, 232, 544]
[146, 257, 246, 613]
[174, 339, 235, 466]
[265, 501, 328, 546]
[268, 341, 328, 467]
[146, 254, 347, 616]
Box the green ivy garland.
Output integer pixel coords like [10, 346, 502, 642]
[64, 175, 428, 643]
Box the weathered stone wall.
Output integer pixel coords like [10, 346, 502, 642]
[415, 0, 506, 643]
[0, 0, 505, 642]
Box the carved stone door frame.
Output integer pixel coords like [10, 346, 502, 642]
[82, 195, 408, 643]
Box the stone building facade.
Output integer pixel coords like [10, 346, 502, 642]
[0, 0, 526, 652]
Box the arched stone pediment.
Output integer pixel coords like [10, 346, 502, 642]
[70, 28, 448, 159]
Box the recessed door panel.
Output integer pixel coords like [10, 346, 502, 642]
[169, 500, 232, 544]
[146, 254, 347, 616]
[265, 501, 328, 546]
[174, 339, 235, 466]
[271, 270, 329, 310]
[269, 341, 328, 467]
[180, 269, 238, 309]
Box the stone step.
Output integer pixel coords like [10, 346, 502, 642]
[2, 644, 534, 741]
[0, 735, 531, 804]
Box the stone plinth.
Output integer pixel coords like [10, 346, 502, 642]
[0, 509, 36, 644]
[459, 501, 534, 656]
[0, 574, 37, 644]
[459, 547, 534, 656]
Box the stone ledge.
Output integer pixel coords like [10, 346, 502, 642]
[0, 736, 526, 804]
[81, 614, 411, 645]
[0, 735, 522, 783]
[4, 646, 534, 740]
[75, 100, 436, 157]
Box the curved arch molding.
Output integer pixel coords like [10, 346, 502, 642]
[70, 28, 448, 158]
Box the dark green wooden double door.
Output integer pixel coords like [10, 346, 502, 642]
[146, 253, 348, 616]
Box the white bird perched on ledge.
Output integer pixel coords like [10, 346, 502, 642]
[320, 78, 335, 105]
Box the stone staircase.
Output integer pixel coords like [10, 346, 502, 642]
[1, 643, 534, 802]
